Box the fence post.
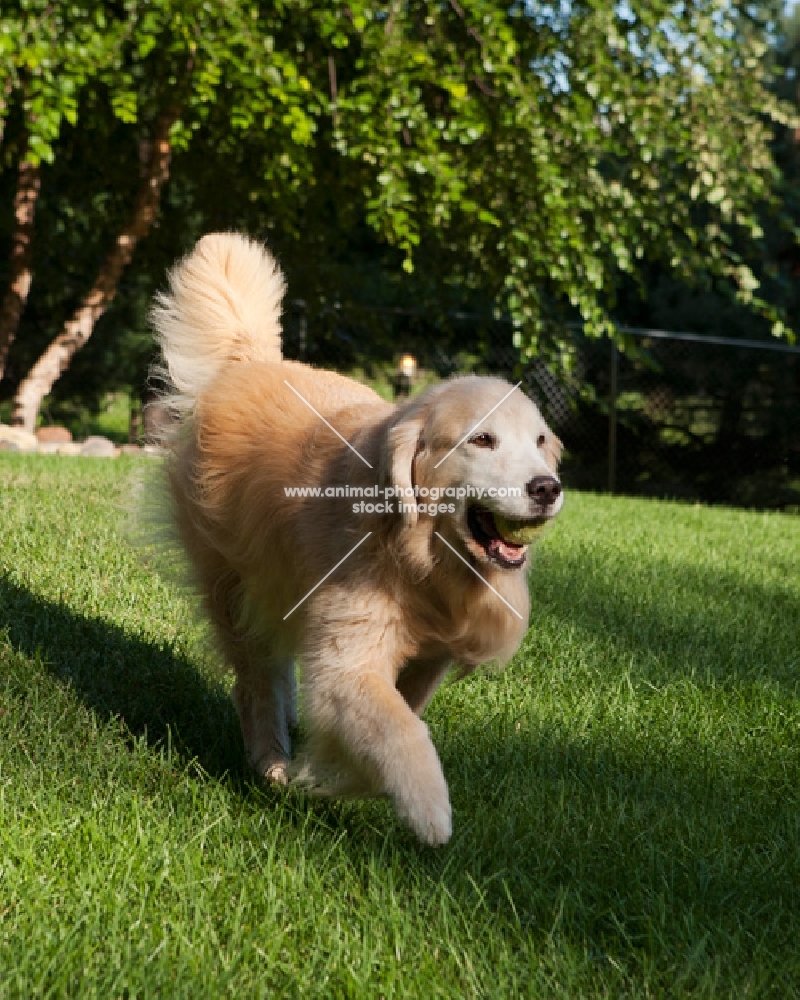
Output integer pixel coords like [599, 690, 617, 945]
[608, 339, 618, 493]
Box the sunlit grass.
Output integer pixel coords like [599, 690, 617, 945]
[1, 453, 798, 998]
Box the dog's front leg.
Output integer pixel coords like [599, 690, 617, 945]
[303, 595, 452, 847]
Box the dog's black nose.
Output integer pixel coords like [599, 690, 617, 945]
[526, 475, 562, 505]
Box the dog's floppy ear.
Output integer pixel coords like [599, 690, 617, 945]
[381, 416, 425, 527]
[543, 434, 563, 473]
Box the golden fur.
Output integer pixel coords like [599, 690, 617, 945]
[152, 233, 563, 845]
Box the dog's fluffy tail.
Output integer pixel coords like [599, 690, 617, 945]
[151, 232, 285, 408]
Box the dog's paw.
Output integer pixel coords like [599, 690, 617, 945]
[398, 782, 452, 847]
[259, 759, 289, 787]
[390, 728, 452, 846]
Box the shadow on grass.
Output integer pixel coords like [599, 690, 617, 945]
[529, 547, 800, 691]
[0, 573, 246, 780]
[439, 722, 798, 916]
[1, 572, 798, 985]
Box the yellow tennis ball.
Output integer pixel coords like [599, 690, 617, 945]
[494, 516, 548, 546]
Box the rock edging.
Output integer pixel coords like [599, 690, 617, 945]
[0, 424, 162, 457]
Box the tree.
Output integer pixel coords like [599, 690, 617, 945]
[7, 0, 323, 429]
[324, 0, 796, 355]
[10, 110, 176, 429]
[3, 0, 796, 430]
[0, 154, 40, 379]
[0, 2, 133, 382]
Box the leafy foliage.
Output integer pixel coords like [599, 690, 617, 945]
[0, 3, 132, 165]
[323, 0, 796, 351]
[0, 0, 797, 417]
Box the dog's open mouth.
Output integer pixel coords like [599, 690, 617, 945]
[467, 506, 548, 569]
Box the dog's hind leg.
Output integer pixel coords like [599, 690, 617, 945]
[232, 653, 296, 785]
[204, 571, 297, 783]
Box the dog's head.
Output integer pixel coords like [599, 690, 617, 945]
[381, 376, 563, 574]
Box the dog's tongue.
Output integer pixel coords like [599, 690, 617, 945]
[474, 510, 525, 566]
[487, 536, 525, 565]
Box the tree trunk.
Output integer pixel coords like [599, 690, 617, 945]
[11, 109, 177, 431]
[0, 150, 42, 381]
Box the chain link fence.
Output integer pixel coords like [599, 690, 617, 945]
[282, 300, 800, 511]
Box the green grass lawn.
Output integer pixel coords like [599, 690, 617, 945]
[1, 454, 798, 999]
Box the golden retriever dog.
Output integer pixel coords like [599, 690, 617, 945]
[151, 233, 563, 846]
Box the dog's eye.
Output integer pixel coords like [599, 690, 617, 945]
[537, 434, 546, 448]
[469, 433, 495, 449]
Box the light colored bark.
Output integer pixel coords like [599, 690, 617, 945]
[11, 109, 177, 431]
[0, 151, 41, 381]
